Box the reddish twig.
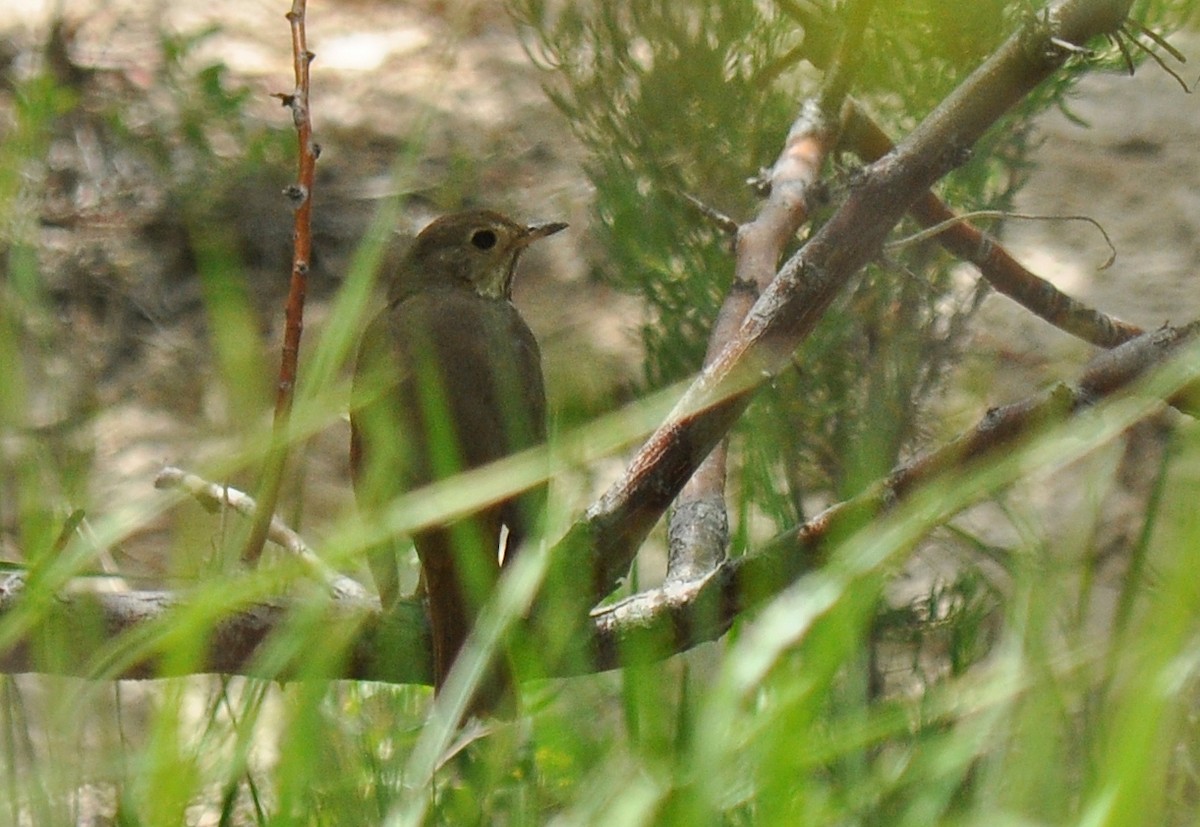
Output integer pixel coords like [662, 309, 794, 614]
[243, 0, 318, 565]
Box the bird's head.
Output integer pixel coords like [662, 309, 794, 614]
[391, 210, 568, 303]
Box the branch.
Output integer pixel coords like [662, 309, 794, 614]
[561, 0, 1137, 607]
[666, 0, 877, 585]
[2, 322, 1194, 684]
[154, 467, 369, 601]
[666, 98, 831, 583]
[243, 0, 318, 564]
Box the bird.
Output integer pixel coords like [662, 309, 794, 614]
[350, 209, 565, 714]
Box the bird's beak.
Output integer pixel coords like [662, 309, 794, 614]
[520, 221, 569, 246]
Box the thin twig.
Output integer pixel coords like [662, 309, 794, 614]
[1127, 20, 1186, 64]
[156, 466, 369, 600]
[243, 0, 319, 565]
[842, 102, 1143, 348]
[1120, 24, 1193, 92]
[680, 193, 739, 237]
[885, 209, 1117, 270]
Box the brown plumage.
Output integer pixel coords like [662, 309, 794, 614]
[350, 210, 563, 715]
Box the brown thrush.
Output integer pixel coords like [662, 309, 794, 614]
[350, 209, 565, 714]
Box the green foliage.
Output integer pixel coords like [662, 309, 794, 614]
[128, 25, 286, 185]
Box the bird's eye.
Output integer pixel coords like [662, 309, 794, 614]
[470, 229, 497, 250]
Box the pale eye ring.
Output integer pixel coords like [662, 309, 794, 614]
[470, 229, 497, 250]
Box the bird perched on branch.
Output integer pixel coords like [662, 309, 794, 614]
[350, 209, 565, 715]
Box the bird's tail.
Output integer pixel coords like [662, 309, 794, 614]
[417, 522, 517, 719]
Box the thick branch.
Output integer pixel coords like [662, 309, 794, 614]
[5, 321, 1191, 685]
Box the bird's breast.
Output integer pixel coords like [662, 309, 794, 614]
[365, 289, 547, 482]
